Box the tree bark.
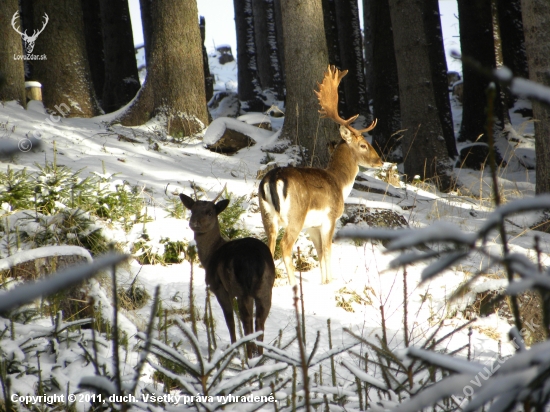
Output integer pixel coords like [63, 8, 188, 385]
[520, 0, 550, 198]
[388, 0, 453, 190]
[496, 0, 528, 110]
[322, 0, 341, 69]
[457, 0, 504, 142]
[497, 0, 528, 79]
[279, 0, 335, 167]
[32, 0, 100, 117]
[370, 0, 401, 159]
[362, 0, 374, 100]
[334, 0, 369, 120]
[424, 0, 457, 157]
[273, 0, 285, 83]
[0, 0, 27, 108]
[81, 0, 104, 104]
[251, 0, 284, 101]
[139, 0, 153, 65]
[99, 0, 140, 113]
[233, 0, 264, 111]
[119, 0, 208, 136]
[200, 17, 214, 104]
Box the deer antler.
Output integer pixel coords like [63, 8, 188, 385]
[11, 11, 25, 36]
[314, 65, 377, 136]
[212, 183, 227, 203]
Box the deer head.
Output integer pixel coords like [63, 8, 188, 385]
[315, 65, 383, 168]
[180, 185, 227, 235]
[12, 12, 49, 54]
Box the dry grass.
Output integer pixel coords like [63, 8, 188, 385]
[462, 288, 545, 346]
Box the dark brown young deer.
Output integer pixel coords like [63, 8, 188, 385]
[259, 66, 384, 285]
[180, 189, 275, 358]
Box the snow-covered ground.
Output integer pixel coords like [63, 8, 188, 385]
[0, 15, 547, 412]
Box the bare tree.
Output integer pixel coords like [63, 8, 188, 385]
[362, 0, 374, 99]
[32, 0, 101, 117]
[0, 0, 26, 108]
[520, 0, 550, 199]
[322, 0, 341, 69]
[81, 0, 105, 104]
[388, 0, 453, 190]
[368, 0, 401, 159]
[139, 0, 153, 65]
[333, 0, 368, 120]
[457, 0, 506, 142]
[251, 0, 284, 101]
[424, 0, 457, 157]
[200, 17, 214, 104]
[119, 0, 208, 136]
[497, 0, 528, 79]
[233, 0, 263, 111]
[279, 0, 336, 167]
[99, 0, 140, 113]
[496, 0, 529, 109]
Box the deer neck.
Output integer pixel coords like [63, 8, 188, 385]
[326, 143, 359, 197]
[193, 225, 227, 268]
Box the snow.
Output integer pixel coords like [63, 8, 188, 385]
[1, 3, 549, 410]
[202, 117, 275, 145]
[0, 253, 127, 313]
[0, 246, 92, 270]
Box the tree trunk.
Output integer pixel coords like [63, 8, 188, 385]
[273, 0, 285, 83]
[19, 0, 33, 78]
[497, 0, 528, 79]
[99, 0, 140, 113]
[32, 0, 100, 117]
[457, 0, 504, 142]
[322, 0, 341, 69]
[251, 0, 285, 101]
[234, 0, 264, 111]
[0, 0, 27, 108]
[370, 0, 401, 159]
[200, 17, 214, 104]
[334, 0, 369, 120]
[521, 0, 550, 198]
[362, 0, 374, 100]
[139, 0, 153, 65]
[279, 0, 335, 167]
[424, 0, 457, 157]
[321, 0, 345, 120]
[119, 0, 208, 136]
[81, 0, 104, 104]
[388, 0, 453, 190]
[496, 0, 528, 110]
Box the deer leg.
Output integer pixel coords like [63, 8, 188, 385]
[319, 222, 336, 284]
[254, 291, 272, 355]
[260, 203, 279, 256]
[238, 296, 255, 358]
[306, 227, 325, 284]
[280, 223, 303, 286]
[214, 289, 237, 344]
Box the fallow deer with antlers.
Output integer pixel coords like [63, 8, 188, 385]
[180, 187, 275, 358]
[259, 66, 383, 285]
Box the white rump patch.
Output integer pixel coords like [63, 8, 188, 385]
[303, 208, 330, 229]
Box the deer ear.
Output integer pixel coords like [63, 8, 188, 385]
[179, 193, 195, 210]
[215, 199, 230, 215]
[339, 126, 354, 144]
